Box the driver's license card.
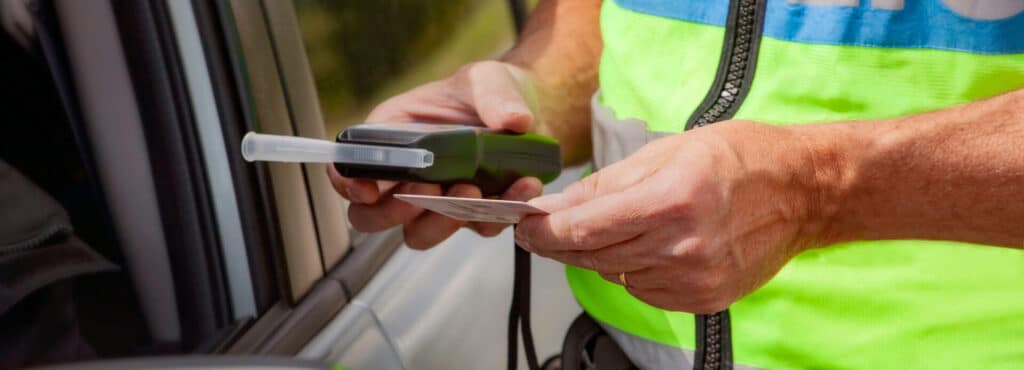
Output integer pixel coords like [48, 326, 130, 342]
[394, 194, 548, 224]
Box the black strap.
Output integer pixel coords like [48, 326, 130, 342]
[561, 312, 637, 370]
[509, 225, 541, 370]
[503, 3, 539, 369]
[694, 311, 733, 370]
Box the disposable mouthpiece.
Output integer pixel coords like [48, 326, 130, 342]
[241, 132, 433, 168]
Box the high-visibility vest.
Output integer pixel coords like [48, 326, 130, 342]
[574, 1, 1024, 369]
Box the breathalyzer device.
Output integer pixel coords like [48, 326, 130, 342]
[241, 123, 562, 195]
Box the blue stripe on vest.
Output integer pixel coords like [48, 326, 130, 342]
[615, 0, 1024, 54]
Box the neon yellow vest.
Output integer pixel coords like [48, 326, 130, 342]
[571, 1, 1024, 368]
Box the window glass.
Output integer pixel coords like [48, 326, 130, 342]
[293, 0, 523, 136]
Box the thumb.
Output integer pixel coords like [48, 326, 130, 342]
[466, 62, 533, 133]
[528, 172, 620, 213]
[529, 142, 667, 212]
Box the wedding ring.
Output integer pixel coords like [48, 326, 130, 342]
[619, 272, 629, 287]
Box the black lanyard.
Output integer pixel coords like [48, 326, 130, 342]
[508, 225, 540, 370]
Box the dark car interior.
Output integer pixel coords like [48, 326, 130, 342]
[1, 3, 181, 363]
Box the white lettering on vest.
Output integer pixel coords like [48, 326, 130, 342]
[941, 0, 1024, 20]
[786, 0, 859, 6]
[872, 0, 904, 10]
[784, 0, 903, 9]
[785, 0, 1024, 20]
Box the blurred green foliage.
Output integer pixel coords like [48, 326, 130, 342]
[294, 0, 520, 135]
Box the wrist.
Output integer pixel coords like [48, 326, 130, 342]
[496, 58, 597, 165]
[788, 122, 866, 248]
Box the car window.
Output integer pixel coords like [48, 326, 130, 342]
[292, 0, 529, 136]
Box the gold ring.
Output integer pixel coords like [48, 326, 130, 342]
[618, 272, 628, 287]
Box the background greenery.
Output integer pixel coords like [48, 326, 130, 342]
[294, 0, 527, 136]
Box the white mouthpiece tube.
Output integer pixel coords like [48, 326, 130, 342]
[241, 132, 433, 168]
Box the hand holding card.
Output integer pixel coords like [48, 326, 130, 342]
[394, 194, 549, 224]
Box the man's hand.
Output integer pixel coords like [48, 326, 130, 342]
[515, 121, 834, 313]
[328, 61, 544, 249]
[329, 0, 602, 249]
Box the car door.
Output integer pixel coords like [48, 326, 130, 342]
[5, 0, 580, 369]
[13, 0, 345, 363]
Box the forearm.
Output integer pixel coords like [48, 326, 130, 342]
[808, 89, 1024, 247]
[502, 0, 603, 165]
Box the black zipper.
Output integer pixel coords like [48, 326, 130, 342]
[685, 0, 767, 130]
[684, 0, 767, 369]
[0, 223, 73, 256]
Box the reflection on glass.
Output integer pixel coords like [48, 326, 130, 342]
[293, 0, 519, 136]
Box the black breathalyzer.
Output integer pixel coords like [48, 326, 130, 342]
[241, 123, 562, 195]
[335, 123, 561, 194]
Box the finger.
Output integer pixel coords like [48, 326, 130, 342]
[599, 272, 621, 285]
[599, 268, 675, 290]
[471, 177, 544, 237]
[535, 232, 669, 274]
[348, 183, 440, 232]
[613, 267, 681, 290]
[365, 80, 482, 124]
[623, 287, 687, 312]
[403, 184, 476, 249]
[598, 271, 652, 288]
[528, 147, 665, 213]
[326, 165, 380, 204]
[517, 180, 661, 252]
[465, 62, 532, 132]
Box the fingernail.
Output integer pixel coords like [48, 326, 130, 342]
[501, 102, 531, 131]
[503, 101, 528, 115]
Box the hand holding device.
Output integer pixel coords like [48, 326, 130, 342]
[327, 61, 545, 247]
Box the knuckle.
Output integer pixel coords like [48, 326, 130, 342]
[661, 194, 696, 219]
[580, 175, 601, 198]
[460, 61, 499, 81]
[600, 273, 617, 283]
[569, 221, 595, 249]
[563, 176, 599, 201]
[674, 239, 707, 263]
[471, 60, 503, 73]
[694, 274, 723, 295]
[590, 248, 614, 270]
[586, 252, 601, 272]
[686, 239, 720, 266]
[403, 228, 436, 250]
